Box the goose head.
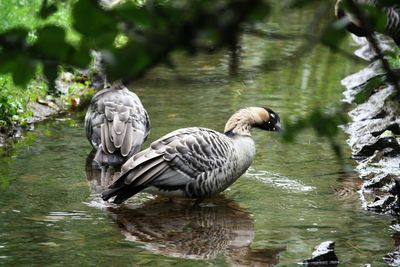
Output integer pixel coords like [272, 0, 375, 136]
[224, 107, 282, 136]
[255, 107, 282, 132]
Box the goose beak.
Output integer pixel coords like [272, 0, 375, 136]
[274, 122, 284, 132]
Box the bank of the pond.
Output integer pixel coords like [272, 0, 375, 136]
[341, 35, 400, 264]
[0, 70, 97, 149]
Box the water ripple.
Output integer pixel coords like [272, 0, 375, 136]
[245, 167, 315, 192]
[40, 210, 92, 222]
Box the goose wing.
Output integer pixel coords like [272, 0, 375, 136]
[85, 87, 150, 163]
[102, 127, 236, 203]
[102, 88, 149, 157]
[85, 87, 114, 148]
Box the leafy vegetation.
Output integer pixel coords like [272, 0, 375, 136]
[0, 0, 399, 158]
[0, 0, 80, 128]
[0, 75, 46, 127]
[389, 50, 400, 69]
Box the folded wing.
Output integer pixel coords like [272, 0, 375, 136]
[85, 86, 150, 165]
[102, 128, 235, 203]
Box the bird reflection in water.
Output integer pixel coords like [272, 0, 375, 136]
[85, 151, 285, 266]
[85, 149, 122, 194]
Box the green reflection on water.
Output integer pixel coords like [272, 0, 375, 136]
[0, 5, 395, 267]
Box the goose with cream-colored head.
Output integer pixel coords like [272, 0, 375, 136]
[102, 107, 281, 204]
[85, 82, 150, 166]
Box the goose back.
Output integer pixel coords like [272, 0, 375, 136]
[85, 85, 150, 165]
[102, 127, 255, 203]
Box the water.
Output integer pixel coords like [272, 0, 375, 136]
[0, 4, 396, 267]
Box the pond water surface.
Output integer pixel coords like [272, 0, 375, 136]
[0, 4, 397, 267]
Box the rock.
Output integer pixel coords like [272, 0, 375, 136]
[341, 19, 400, 263]
[346, 124, 400, 158]
[55, 72, 75, 95]
[383, 249, 400, 266]
[351, 34, 395, 61]
[26, 102, 60, 124]
[341, 62, 386, 104]
[366, 195, 397, 213]
[349, 85, 395, 122]
[302, 241, 339, 266]
[355, 135, 400, 158]
[363, 173, 397, 191]
[390, 224, 400, 232]
[345, 117, 400, 158]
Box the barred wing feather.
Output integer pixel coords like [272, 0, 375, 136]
[102, 128, 237, 203]
[85, 86, 150, 165]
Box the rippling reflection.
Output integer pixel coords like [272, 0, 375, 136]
[106, 198, 284, 266]
[85, 149, 121, 194]
[85, 151, 285, 265]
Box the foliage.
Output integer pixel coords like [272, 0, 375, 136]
[0, 0, 77, 127]
[0, 0, 271, 89]
[283, 109, 348, 159]
[389, 50, 400, 69]
[0, 75, 47, 127]
[0, 0, 399, 159]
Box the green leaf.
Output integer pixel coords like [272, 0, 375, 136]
[379, 0, 399, 7]
[0, 29, 29, 48]
[362, 5, 388, 33]
[80, 32, 119, 50]
[114, 3, 152, 28]
[320, 22, 347, 50]
[248, 1, 270, 22]
[39, 0, 58, 19]
[353, 75, 385, 104]
[282, 109, 348, 143]
[103, 44, 152, 81]
[43, 63, 59, 95]
[68, 46, 92, 68]
[33, 26, 72, 60]
[12, 56, 36, 87]
[289, 0, 329, 8]
[0, 51, 17, 73]
[72, 0, 116, 36]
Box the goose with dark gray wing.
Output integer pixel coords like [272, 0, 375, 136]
[102, 107, 282, 204]
[85, 82, 150, 166]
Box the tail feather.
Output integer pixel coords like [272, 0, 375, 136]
[101, 186, 122, 201]
[101, 166, 147, 203]
[101, 184, 147, 204]
[113, 185, 147, 204]
[101, 155, 169, 204]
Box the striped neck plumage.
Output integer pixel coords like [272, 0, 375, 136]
[223, 107, 268, 137]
